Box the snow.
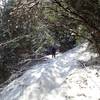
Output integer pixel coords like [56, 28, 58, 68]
[0, 42, 100, 100]
[45, 67, 100, 100]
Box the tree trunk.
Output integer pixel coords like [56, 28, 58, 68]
[91, 32, 100, 56]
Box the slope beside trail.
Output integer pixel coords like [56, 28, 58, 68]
[0, 43, 99, 100]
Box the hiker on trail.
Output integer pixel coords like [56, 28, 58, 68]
[51, 46, 56, 58]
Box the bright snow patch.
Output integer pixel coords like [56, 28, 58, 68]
[0, 43, 100, 100]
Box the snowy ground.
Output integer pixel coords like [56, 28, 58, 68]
[0, 43, 100, 100]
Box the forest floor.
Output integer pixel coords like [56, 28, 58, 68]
[0, 43, 100, 100]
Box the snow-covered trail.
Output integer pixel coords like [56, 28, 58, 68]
[0, 43, 99, 100]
